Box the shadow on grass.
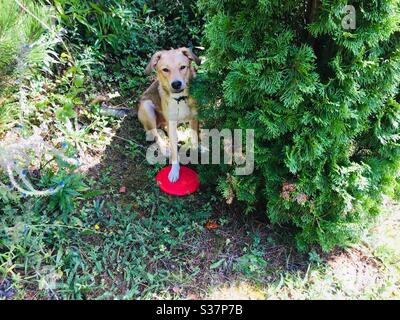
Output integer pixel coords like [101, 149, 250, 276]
[82, 113, 312, 299]
[2, 111, 393, 299]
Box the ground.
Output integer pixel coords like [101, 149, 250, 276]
[1, 102, 399, 300]
[51, 114, 400, 299]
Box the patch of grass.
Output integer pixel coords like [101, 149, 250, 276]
[0, 100, 18, 136]
[0, 180, 213, 299]
[0, 0, 53, 73]
[205, 199, 400, 300]
[2, 111, 400, 299]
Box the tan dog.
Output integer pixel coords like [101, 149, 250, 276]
[138, 48, 201, 183]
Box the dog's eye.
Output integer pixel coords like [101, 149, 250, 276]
[162, 68, 169, 73]
[180, 65, 187, 70]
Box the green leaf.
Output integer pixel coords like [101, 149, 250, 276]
[210, 258, 225, 269]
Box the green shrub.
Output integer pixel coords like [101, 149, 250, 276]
[195, 0, 400, 251]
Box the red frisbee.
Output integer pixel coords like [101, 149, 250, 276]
[156, 165, 200, 196]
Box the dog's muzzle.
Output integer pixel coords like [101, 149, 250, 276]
[171, 80, 184, 92]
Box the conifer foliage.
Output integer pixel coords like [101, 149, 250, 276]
[194, 0, 400, 250]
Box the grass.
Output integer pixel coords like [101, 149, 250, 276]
[1, 111, 399, 299]
[0, 0, 52, 73]
[205, 199, 400, 300]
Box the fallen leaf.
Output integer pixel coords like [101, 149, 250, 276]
[205, 220, 219, 230]
[172, 286, 182, 294]
[186, 293, 199, 300]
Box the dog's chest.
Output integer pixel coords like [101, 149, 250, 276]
[165, 97, 194, 122]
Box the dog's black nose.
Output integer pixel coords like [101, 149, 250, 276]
[171, 81, 182, 90]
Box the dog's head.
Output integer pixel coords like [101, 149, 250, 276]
[145, 47, 201, 94]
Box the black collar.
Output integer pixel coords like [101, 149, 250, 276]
[173, 96, 188, 104]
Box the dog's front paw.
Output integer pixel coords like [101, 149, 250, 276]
[168, 163, 180, 183]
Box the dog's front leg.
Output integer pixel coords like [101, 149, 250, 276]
[167, 120, 180, 183]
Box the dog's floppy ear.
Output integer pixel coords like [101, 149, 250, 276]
[180, 47, 201, 65]
[145, 51, 163, 75]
